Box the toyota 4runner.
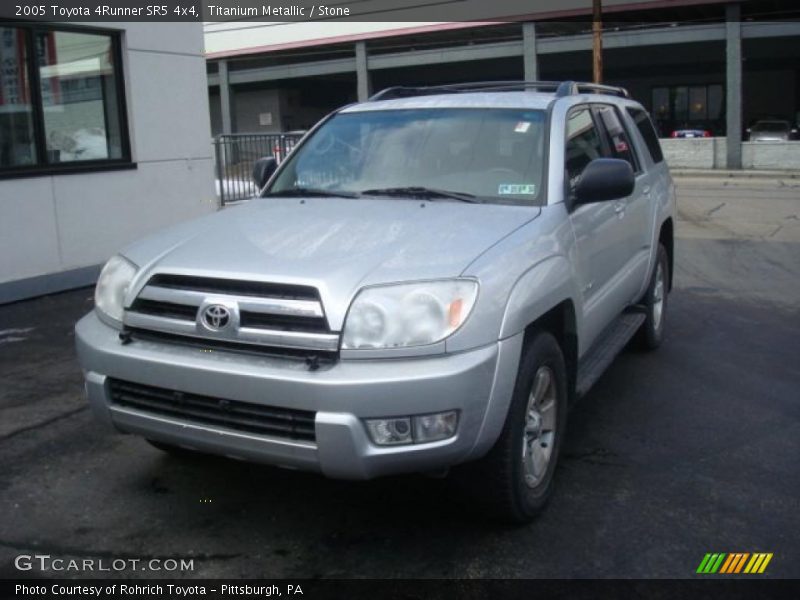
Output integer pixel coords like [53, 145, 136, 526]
[76, 81, 675, 522]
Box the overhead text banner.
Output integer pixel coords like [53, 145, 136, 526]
[2, 0, 733, 23]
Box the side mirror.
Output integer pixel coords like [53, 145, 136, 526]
[252, 156, 278, 189]
[575, 158, 635, 204]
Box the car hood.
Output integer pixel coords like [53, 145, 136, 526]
[123, 197, 540, 330]
[750, 132, 788, 141]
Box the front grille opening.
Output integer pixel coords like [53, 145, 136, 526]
[239, 312, 329, 333]
[147, 274, 320, 301]
[131, 298, 197, 321]
[109, 379, 316, 442]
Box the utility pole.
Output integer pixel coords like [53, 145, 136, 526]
[592, 0, 603, 83]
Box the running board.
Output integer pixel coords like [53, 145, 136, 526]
[575, 312, 645, 398]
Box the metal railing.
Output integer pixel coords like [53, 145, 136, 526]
[214, 133, 303, 205]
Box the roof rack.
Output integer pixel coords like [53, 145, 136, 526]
[368, 80, 629, 101]
[555, 81, 630, 98]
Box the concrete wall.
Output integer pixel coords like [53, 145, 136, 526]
[661, 138, 800, 170]
[661, 138, 724, 169]
[232, 88, 284, 134]
[0, 23, 217, 303]
[743, 141, 800, 170]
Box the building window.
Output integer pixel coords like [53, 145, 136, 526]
[0, 27, 36, 168]
[0, 25, 130, 177]
[673, 86, 689, 122]
[651, 84, 725, 136]
[652, 88, 669, 123]
[689, 86, 707, 121]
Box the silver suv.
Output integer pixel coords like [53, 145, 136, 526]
[76, 81, 675, 522]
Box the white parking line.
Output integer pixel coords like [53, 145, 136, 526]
[0, 327, 36, 344]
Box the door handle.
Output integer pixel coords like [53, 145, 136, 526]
[642, 186, 652, 195]
[614, 201, 626, 215]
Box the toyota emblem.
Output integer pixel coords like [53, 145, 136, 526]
[201, 304, 231, 330]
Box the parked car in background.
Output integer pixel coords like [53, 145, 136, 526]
[670, 128, 712, 138]
[76, 81, 675, 523]
[747, 120, 797, 141]
[273, 130, 307, 162]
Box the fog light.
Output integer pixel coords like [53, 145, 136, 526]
[365, 417, 412, 446]
[365, 411, 459, 446]
[413, 411, 458, 443]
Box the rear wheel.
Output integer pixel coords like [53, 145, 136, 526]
[637, 243, 669, 350]
[458, 331, 568, 523]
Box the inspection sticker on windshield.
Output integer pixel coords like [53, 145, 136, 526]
[499, 184, 537, 195]
[514, 121, 531, 133]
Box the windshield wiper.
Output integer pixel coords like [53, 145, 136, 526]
[263, 187, 360, 199]
[360, 187, 482, 203]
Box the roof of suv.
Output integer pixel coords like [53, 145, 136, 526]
[341, 81, 633, 113]
[343, 92, 556, 112]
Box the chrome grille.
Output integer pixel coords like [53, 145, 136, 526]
[124, 275, 339, 353]
[109, 379, 316, 442]
[147, 274, 319, 300]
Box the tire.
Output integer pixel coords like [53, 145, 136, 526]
[146, 439, 203, 458]
[457, 330, 568, 524]
[636, 243, 669, 351]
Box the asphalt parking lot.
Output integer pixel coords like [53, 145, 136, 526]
[1, 176, 798, 579]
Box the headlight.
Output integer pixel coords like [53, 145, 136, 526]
[342, 280, 478, 350]
[94, 255, 137, 327]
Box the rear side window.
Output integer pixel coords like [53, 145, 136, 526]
[595, 105, 638, 171]
[626, 108, 664, 164]
[565, 106, 604, 192]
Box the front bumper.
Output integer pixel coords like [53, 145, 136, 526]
[75, 312, 522, 479]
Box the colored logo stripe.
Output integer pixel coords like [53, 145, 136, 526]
[720, 553, 749, 573]
[697, 553, 726, 573]
[719, 554, 736, 573]
[697, 553, 773, 574]
[744, 553, 773, 574]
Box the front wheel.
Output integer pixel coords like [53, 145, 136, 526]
[637, 243, 669, 350]
[458, 331, 568, 523]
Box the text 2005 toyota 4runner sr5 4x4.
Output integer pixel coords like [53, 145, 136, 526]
[76, 81, 675, 522]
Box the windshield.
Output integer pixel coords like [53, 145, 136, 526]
[753, 121, 790, 132]
[267, 108, 547, 205]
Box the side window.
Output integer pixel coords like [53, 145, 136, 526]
[595, 105, 638, 171]
[626, 107, 665, 164]
[565, 106, 603, 192]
